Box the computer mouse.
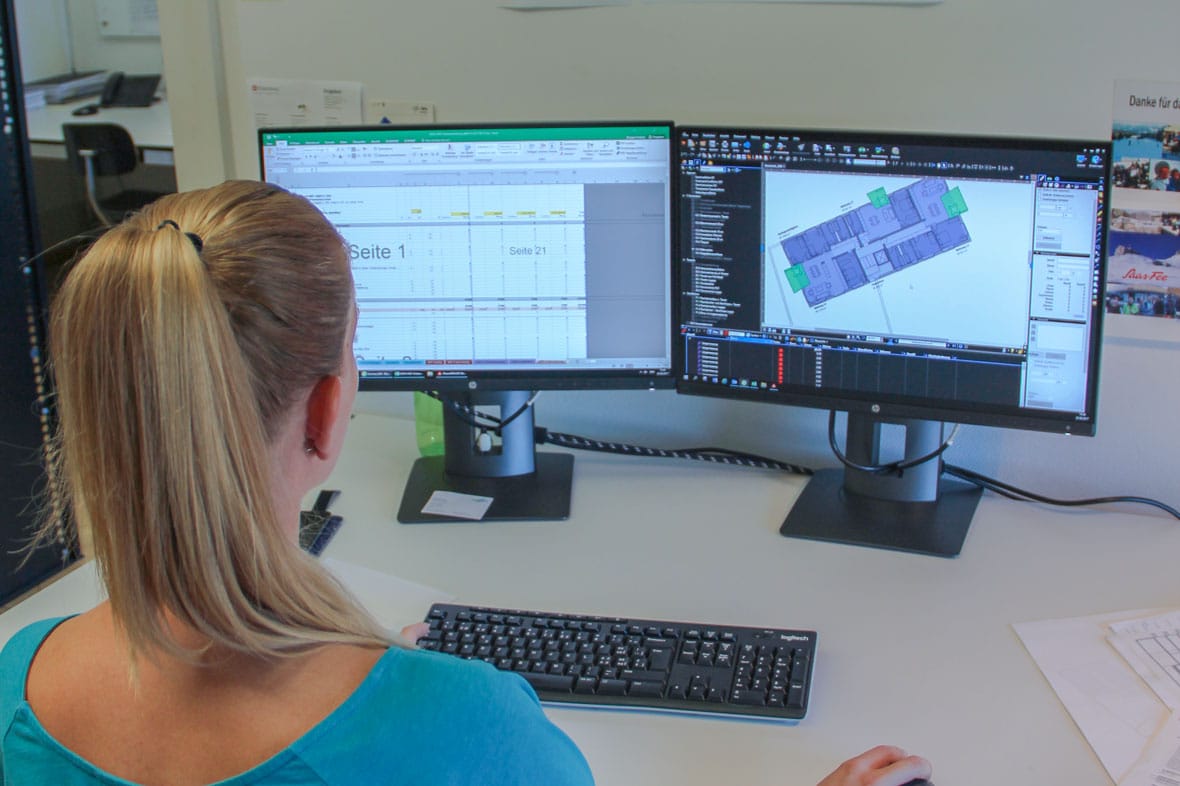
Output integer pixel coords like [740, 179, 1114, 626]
[901, 780, 933, 786]
[71, 104, 100, 116]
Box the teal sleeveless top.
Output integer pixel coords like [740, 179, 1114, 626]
[0, 617, 594, 785]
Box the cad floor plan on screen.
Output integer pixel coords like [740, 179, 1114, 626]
[778, 177, 970, 308]
[761, 171, 1100, 352]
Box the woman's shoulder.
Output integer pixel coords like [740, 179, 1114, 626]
[0, 617, 72, 680]
[296, 647, 595, 785]
[338, 646, 548, 729]
[384, 645, 535, 694]
[0, 617, 73, 718]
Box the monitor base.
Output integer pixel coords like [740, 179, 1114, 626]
[398, 453, 574, 524]
[780, 468, 982, 558]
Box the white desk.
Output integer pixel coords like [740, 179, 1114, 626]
[6, 411, 1179, 785]
[24, 97, 174, 165]
[323, 413, 1180, 786]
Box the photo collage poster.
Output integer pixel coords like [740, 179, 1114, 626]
[1108, 79, 1180, 319]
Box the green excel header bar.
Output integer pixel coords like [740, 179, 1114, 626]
[260, 125, 671, 146]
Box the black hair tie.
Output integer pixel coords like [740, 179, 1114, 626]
[156, 219, 204, 254]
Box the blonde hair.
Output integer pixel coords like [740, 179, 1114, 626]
[44, 180, 390, 661]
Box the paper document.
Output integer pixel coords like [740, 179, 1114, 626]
[1109, 611, 1180, 711]
[1120, 711, 1180, 786]
[96, 0, 159, 37]
[1013, 609, 1172, 782]
[247, 78, 363, 128]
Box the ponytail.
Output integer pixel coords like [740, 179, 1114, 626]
[45, 181, 390, 661]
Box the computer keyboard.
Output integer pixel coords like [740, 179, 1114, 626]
[417, 603, 816, 721]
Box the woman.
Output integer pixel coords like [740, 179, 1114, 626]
[0, 181, 931, 786]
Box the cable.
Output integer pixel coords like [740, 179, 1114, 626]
[426, 390, 539, 435]
[826, 410, 960, 476]
[944, 463, 1180, 520]
[425, 399, 1178, 518]
[824, 411, 1178, 519]
[537, 428, 813, 475]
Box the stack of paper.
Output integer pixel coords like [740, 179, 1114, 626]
[24, 71, 107, 108]
[1015, 609, 1180, 786]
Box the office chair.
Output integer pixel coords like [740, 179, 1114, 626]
[61, 123, 169, 227]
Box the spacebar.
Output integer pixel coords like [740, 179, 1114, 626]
[522, 673, 575, 693]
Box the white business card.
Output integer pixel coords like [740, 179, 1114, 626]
[421, 490, 494, 520]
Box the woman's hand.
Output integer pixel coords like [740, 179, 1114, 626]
[816, 745, 932, 786]
[399, 622, 430, 645]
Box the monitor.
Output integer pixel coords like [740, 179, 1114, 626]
[2, 2, 81, 601]
[259, 122, 675, 522]
[675, 126, 1111, 556]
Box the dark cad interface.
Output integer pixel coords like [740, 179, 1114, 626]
[678, 129, 1108, 425]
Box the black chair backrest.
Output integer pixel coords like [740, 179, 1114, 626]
[61, 123, 139, 177]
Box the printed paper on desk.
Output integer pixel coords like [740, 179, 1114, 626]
[1119, 711, 1180, 786]
[1014, 609, 1172, 783]
[1109, 610, 1180, 711]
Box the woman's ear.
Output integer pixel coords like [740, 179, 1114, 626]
[303, 375, 343, 459]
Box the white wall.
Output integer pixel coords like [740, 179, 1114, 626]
[12, 0, 70, 82]
[14, 0, 162, 81]
[211, 0, 1170, 179]
[160, 0, 1180, 517]
[66, 0, 163, 76]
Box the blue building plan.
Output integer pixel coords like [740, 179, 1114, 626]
[781, 178, 971, 307]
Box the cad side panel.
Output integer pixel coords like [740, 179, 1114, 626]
[0, 1, 77, 606]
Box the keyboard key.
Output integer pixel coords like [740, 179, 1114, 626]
[523, 673, 574, 693]
[648, 648, 673, 671]
[574, 676, 597, 694]
[731, 688, 766, 707]
[619, 669, 667, 683]
[629, 680, 664, 698]
[597, 678, 628, 696]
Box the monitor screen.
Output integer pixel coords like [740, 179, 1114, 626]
[259, 122, 675, 524]
[675, 126, 1111, 556]
[259, 122, 675, 393]
[676, 127, 1110, 436]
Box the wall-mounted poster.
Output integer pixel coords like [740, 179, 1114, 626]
[1107, 80, 1180, 320]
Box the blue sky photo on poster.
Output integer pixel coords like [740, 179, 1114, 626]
[1107, 80, 1180, 319]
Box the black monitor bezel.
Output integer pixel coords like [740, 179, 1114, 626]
[258, 120, 677, 394]
[673, 126, 1111, 436]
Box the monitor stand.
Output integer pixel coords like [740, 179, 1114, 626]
[780, 414, 982, 557]
[398, 390, 573, 524]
